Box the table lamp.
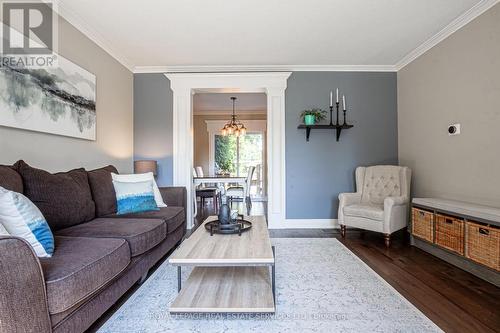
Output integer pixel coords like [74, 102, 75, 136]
[134, 160, 157, 176]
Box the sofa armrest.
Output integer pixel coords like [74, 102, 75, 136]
[384, 196, 410, 234]
[159, 186, 187, 210]
[338, 192, 362, 225]
[0, 236, 52, 333]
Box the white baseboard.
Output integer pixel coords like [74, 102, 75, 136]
[270, 219, 339, 229]
[188, 218, 339, 230]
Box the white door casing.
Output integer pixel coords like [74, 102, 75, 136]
[165, 72, 291, 229]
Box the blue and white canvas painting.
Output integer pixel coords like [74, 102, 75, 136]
[0, 55, 96, 140]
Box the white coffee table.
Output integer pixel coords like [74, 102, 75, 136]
[168, 215, 276, 313]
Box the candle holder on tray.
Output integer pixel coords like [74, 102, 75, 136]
[204, 204, 252, 236]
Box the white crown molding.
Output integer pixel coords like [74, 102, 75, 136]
[135, 64, 397, 74]
[194, 109, 267, 116]
[395, 0, 500, 71]
[53, 0, 135, 72]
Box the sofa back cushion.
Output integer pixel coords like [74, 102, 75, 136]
[360, 165, 403, 205]
[15, 160, 95, 230]
[87, 165, 118, 217]
[0, 165, 23, 193]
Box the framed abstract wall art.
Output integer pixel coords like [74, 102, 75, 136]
[0, 55, 96, 140]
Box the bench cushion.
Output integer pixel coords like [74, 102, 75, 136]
[104, 207, 184, 234]
[40, 236, 130, 314]
[56, 218, 166, 256]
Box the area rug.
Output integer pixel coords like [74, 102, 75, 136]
[98, 238, 442, 333]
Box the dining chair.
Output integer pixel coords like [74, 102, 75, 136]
[226, 166, 255, 215]
[195, 166, 204, 177]
[194, 166, 220, 214]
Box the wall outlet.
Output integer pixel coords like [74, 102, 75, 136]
[448, 123, 461, 136]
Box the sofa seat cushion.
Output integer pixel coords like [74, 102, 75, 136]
[40, 236, 130, 315]
[105, 207, 185, 234]
[343, 204, 385, 221]
[56, 218, 166, 256]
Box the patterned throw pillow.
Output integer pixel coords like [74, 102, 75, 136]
[111, 172, 167, 207]
[0, 186, 54, 257]
[112, 180, 160, 215]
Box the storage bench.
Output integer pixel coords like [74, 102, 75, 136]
[410, 198, 500, 287]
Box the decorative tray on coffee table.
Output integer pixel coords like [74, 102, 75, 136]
[204, 215, 252, 236]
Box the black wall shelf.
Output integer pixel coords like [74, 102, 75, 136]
[298, 123, 353, 142]
[298, 102, 353, 142]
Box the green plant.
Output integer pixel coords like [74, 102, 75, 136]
[300, 108, 327, 122]
[215, 135, 236, 174]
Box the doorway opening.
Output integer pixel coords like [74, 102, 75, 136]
[165, 72, 290, 229]
[193, 93, 267, 223]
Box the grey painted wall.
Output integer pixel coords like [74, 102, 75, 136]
[134, 74, 173, 186]
[285, 72, 398, 219]
[0, 14, 134, 173]
[398, 3, 500, 207]
[133, 72, 398, 219]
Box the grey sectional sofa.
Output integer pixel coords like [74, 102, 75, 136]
[0, 161, 186, 333]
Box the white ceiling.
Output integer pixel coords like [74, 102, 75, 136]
[56, 0, 496, 72]
[193, 93, 266, 115]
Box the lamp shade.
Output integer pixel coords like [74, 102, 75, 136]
[134, 160, 157, 176]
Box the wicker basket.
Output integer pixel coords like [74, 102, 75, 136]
[435, 214, 464, 255]
[466, 222, 500, 271]
[412, 207, 434, 242]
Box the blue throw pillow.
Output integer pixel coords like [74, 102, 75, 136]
[0, 186, 54, 257]
[112, 180, 159, 215]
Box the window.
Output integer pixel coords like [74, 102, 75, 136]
[214, 133, 265, 198]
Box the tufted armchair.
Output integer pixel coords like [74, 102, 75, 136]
[338, 165, 411, 247]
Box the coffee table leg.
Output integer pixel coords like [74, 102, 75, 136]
[272, 246, 276, 306]
[177, 266, 181, 292]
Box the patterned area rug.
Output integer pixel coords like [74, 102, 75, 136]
[98, 238, 442, 333]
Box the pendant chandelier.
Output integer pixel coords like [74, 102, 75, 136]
[221, 96, 246, 137]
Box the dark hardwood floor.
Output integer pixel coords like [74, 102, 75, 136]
[88, 200, 500, 333]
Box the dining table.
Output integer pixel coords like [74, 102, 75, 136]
[193, 176, 247, 218]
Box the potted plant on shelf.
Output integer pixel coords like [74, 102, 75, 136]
[300, 108, 327, 125]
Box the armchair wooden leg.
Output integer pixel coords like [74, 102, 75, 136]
[340, 225, 346, 238]
[384, 233, 391, 248]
